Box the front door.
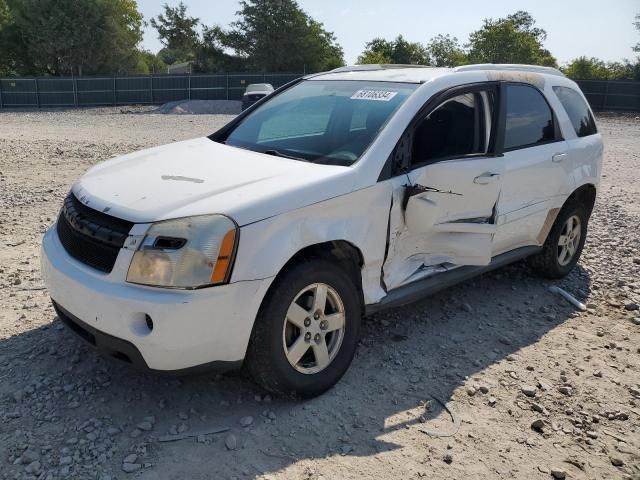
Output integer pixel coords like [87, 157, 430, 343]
[382, 85, 504, 291]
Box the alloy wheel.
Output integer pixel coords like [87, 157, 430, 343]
[282, 283, 346, 375]
[557, 215, 582, 266]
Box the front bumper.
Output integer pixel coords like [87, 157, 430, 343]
[41, 224, 274, 371]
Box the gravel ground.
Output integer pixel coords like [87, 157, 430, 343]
[0, 109, 639, 480]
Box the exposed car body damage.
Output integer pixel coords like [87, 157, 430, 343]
[233, 184, 392, 305]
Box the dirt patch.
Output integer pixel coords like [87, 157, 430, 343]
[0, 110, 638, 480]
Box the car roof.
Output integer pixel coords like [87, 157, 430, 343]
[307, 64, 565, 84]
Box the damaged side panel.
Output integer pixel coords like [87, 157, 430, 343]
[232, 183, 394, 304]
[382, 155, 504, 291]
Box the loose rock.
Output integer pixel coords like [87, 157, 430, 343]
[225, 434, 237, 451]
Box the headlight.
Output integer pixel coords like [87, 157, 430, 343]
[126, 215, 238, 289]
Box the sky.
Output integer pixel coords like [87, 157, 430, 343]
[137, 0, 639, 66]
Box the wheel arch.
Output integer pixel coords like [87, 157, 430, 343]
[268, 240, 366, 313]
[566, 183, 597, 217]
[537, 183, 597, 246]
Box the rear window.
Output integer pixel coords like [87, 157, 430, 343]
[504, 84, 557, 150]
[553, 86, 597, 138]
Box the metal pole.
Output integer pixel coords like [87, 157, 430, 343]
[0, 80, 3, 109]
[226, 74, 229, 100]
[188, 74, 191, 100]
[150, 75, 154, 104]
[73, 75, 78, 107]
[603, 80, 610, 111]
[34, 78, 40, 108]
[113, 76, 117, 106]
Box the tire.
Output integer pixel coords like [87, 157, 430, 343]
[245, 258, 361, 398]
[528, 200, 589, 279]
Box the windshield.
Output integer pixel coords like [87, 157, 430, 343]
[222, 80, 417, 166]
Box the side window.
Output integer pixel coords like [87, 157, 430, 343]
[411, 91, 492, 166]
[504, 84, 557, 150]
[553, 86, 597, 138]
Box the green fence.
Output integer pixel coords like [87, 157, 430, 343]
[0, 73, 303, 108]
[1, 74, 638, 111]
[575, 79, 640, 111]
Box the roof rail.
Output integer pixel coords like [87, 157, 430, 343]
[330, 64, 432, 73]
[455, 64, 565, 77]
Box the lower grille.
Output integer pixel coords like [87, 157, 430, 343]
[56, 193, 134, 273]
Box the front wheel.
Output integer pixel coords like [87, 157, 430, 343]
[528, 200, 589, 279]
[245, 259, 361, 397]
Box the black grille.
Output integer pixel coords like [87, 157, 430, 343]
[56, 193, 134, 273]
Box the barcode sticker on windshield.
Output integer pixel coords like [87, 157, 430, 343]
[351, 90, 398, 101]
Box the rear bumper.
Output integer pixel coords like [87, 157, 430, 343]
[41, 224, 274, 371]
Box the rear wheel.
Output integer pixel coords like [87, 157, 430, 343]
[528, 201, 588, 279]
[245, 259, 361, 397]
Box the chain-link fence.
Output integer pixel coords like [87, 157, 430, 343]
[1, 74, 639, 111]
[0, 73, 302, 108]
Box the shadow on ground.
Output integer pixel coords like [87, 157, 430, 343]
[0, 260, 591, 479]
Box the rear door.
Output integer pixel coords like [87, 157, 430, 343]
[382, 84, 504, 291]
[492, 83, 572, 254]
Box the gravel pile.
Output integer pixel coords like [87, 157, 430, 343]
[0, 110, 638, 479]
[155, 100, 242, 115]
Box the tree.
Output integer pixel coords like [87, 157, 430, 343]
[5, 0, 143, 75]
[193, 25, 245, 73]
[135, 50, 166, 74]
[0, 0, 17, 75]
[563, 57, 611, 80]
[358, 35, 427, 65]
[357, 38, 393, 64]
[225, 0, 344, 72]
[562, 57, 640, 81]
[467, 11, 557, 67]
[425, 34, 468, 67]
[150, 2, 199, 65]
[634, 14, 640, 53]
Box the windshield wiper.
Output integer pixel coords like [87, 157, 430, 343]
[263, 149, 307, 161]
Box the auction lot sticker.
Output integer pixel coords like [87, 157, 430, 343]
[351, 90, 398, 101]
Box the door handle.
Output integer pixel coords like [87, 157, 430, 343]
[552, 153, 569, 163]
[473, 172, 501, 185]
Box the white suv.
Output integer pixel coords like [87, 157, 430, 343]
[41, 64, 603, 397]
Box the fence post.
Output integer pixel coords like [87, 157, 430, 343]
[73, 76, 78, 107]
[188, 74, 191, 100]
[150, 75, 154, 104]
[34, 78, 40, 108]
[226, 74, 229, 100]
[603, 80, 610, 111]
[0, 80, 3, 109]
[113, 76, 117, 106]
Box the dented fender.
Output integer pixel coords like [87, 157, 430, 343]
[231, 184, 393, 304]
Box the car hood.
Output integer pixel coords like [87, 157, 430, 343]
[73, 137, 353, 226]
